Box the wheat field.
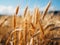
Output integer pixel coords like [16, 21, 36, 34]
[0, 1, 60, 45]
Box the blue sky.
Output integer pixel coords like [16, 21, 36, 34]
[0, 0, 60, 14]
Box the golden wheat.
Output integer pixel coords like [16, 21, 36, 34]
[42, 1, 51, 20]
[1, 0, 60, 45]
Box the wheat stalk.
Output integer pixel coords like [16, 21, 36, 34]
[15, 6, 19, 15]
[0, 16, 9, 27]
[44, 23, 55, 30]
[30, 38, 34, 45]
[42, 1, 51, 20]
[14, 6, 19, 28]
[14, 6, 19, 45]
[24, 6, 28, 17]
[5, 6, 19, 45]
[32, 8, 40, 25]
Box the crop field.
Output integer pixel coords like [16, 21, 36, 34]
[0, 1, 60, 45]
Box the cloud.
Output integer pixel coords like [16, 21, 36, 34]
[0, 5, 24, 15]
[0, 5, 15, 14]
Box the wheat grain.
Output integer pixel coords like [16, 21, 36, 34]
[24, 6, 28, 17]
[42, 1, 51, 20]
